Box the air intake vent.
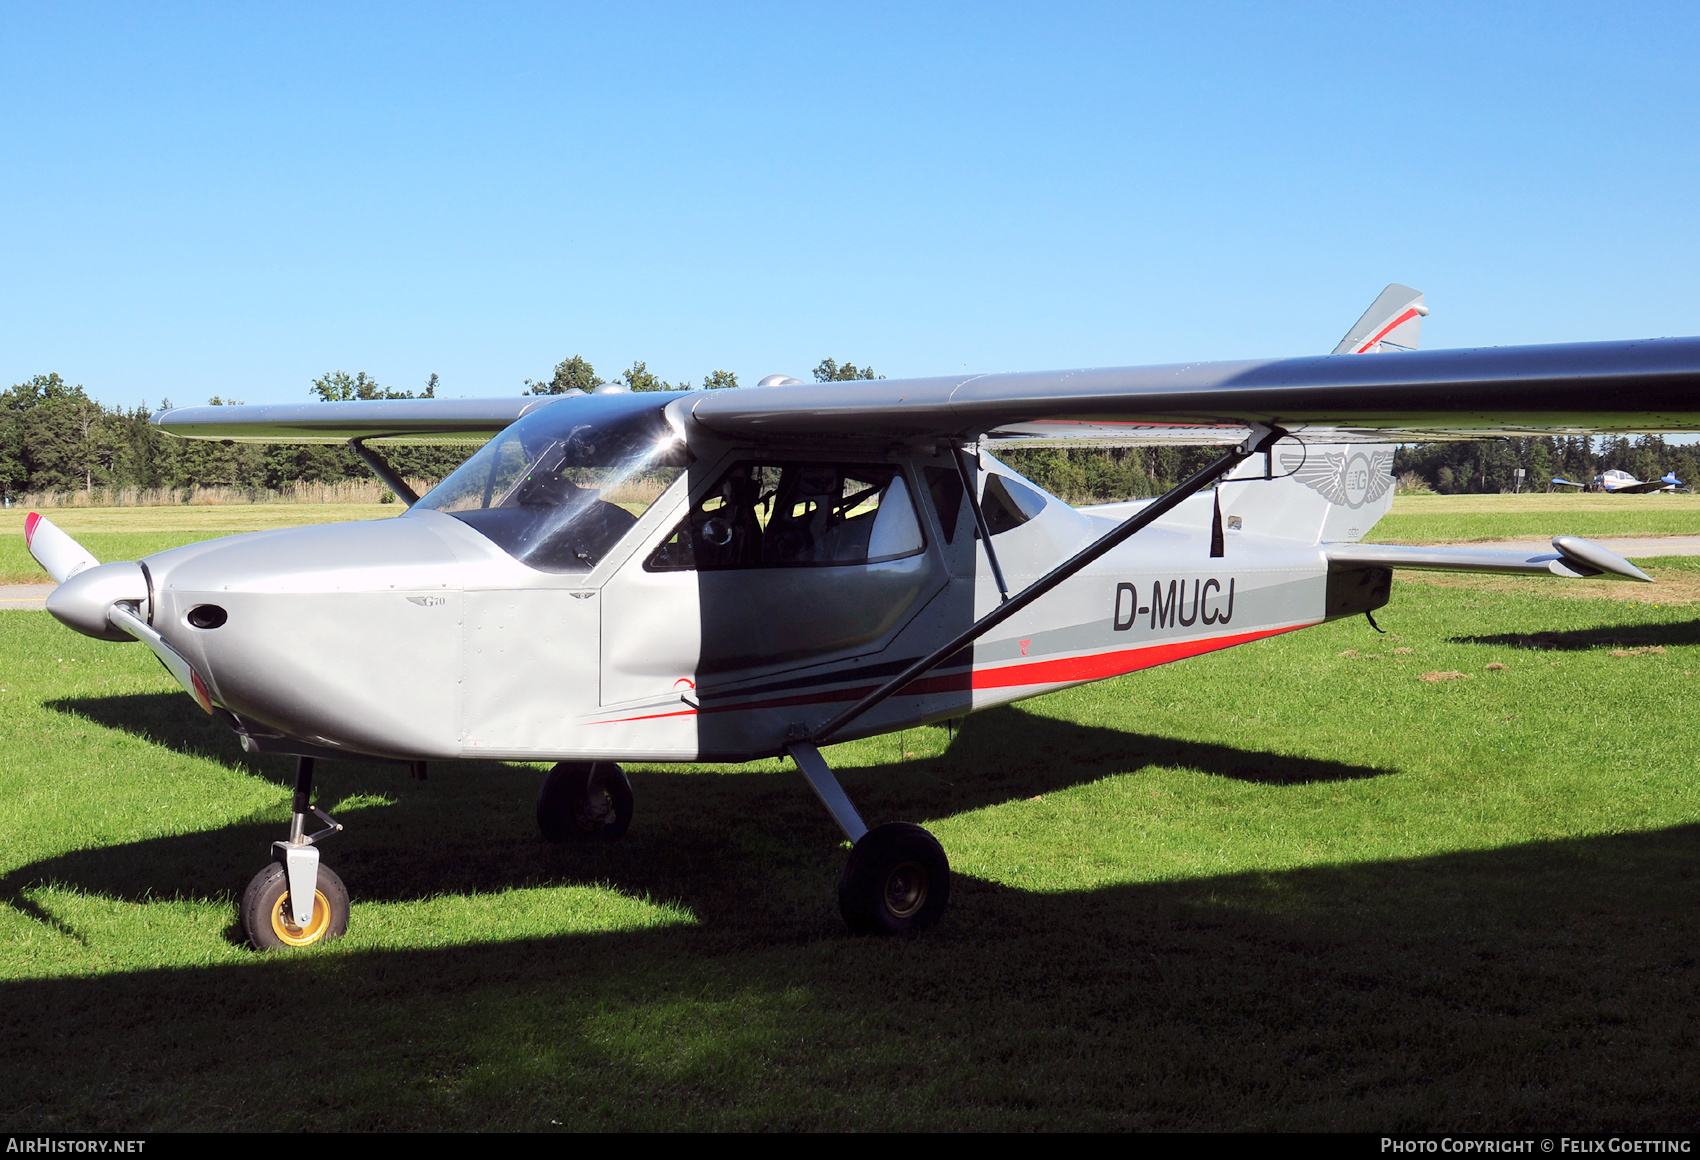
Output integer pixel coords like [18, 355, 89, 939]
[186, 605, 228, 629]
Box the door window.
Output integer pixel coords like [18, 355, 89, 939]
[647, 463, 925, 571]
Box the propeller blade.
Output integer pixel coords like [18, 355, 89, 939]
[24, 512, 99, 583]
[105, 603, 215, 714]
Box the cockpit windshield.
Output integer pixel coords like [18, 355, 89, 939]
[414, 397, 691, 573]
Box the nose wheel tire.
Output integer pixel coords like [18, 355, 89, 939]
[240, 861, 349, 950]
[537, 761, 633, 841]
[838, 822, 950, 934]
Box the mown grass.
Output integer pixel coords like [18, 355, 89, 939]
[7, 493, 1699, 587]
[0, 503, 402, 583]
[4, 559, 1700, 1129]
[1375, 492, 1700, 544]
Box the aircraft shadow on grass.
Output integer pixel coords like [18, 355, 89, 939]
[13, 693, 1392, 935]
[11, 695, 1700, 1128]
[4, 820, 1699, 1130]
[1451, 616, 1700, 652]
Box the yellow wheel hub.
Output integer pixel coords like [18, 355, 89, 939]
[270, 888, 332, 947]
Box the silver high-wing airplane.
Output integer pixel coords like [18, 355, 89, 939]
[27, 286, 1699, 949]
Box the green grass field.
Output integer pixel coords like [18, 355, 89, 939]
[4, 514, 1700, 1129]
[0, 503, 403, 583]
[5, 492, 1698, 586]
[1374, 492, 1700, 544]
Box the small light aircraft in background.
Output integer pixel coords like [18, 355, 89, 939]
[25, 285, 1699, 948]
[1550, 469, 1688, 494]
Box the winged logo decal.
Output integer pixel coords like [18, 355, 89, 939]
[1279, 448, 1395, 509]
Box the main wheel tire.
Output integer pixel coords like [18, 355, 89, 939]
[240, 860, 350, 951]
[537, 761, 632, 841]
[838, 822, 950, 935]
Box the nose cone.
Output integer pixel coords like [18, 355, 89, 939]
[45, 561, 148, 641]
[145, 515, 465, 759]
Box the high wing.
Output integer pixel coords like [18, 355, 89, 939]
[685, 336, 1700, 446]
[154, 335, 1700, 449]
[151, 396, 559, 444]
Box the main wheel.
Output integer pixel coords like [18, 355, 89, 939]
[537, 761, 632, 841]
[838, 822, 950, 934]
[240, 860, 349, 951]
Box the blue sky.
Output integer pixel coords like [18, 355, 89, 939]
[4, 3, 1699, 410]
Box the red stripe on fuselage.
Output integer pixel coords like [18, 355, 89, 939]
[585, 707, 699, 725]
[585, 624, 1306, 724]
[959, 624, 1301, 688]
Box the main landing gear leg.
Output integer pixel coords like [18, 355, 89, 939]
[239, 757, 349, 951]
[788, 741, 950, 935]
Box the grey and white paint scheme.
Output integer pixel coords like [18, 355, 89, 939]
[24, 287, 1695, 944]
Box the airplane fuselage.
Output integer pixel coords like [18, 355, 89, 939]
[136, 398, 1379, 765]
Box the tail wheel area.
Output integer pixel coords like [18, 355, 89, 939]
[241, 861, 349, 950]
[839, 821, 950, 935]
[537, 761, 633, 841]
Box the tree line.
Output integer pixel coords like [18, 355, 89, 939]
[0, 357, 882, 499]
[999, 436, 1700, 502]
[1387, 436, 1696, 494]
[6, 358, 1690, 503]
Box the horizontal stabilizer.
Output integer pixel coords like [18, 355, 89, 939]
[1326, 536, 1652, 582]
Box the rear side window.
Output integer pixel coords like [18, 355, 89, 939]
[647, 462, 925, 571]
[981, 473, 1046, 535]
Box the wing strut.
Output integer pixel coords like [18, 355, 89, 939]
[810, 427, 1282, 745]
[952, 444, 1010, 602]
[350, 438, 422, 507]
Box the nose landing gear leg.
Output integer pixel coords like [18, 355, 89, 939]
[788, 741, 950, 935]
[240, 757, 349, 950]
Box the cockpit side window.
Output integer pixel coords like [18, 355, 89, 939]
[415, 401, 691, 574]
[647, 462, 925, 572]
[981, 473, 1046, 535]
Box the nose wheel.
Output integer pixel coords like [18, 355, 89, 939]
[537, 761, 633, 841]
[241, 860, 349, 949]
[240, 756, 349, 951]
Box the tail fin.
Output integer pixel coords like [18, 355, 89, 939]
[1216, 443, 1396, 545]
[1332, 284, 1427, 354]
